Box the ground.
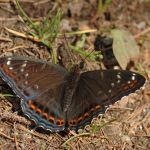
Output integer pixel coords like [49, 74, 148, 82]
[0, 0, 150, 150]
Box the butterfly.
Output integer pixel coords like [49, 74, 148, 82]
[0, 56, 145, 132]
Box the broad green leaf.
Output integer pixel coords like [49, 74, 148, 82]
[111, 29, 140, 69]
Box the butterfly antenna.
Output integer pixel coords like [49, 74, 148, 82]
[78, 50, 95, 69]
[79, 48, 103, 70]
[86, 49, 104, 71]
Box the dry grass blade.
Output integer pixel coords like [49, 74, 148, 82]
[134, 27, 150, 39]
[17, 125, 52, 141]
[126, 103, 150, 121]
[0, 0, 11, 2]
[13, 123, 19, 150]
[0, 109, 30, 126]
[64, 29, 97, 35]
[4, 27, 40, 42]
[0, 36, 12, 42]
[62, 132, 90, 147]
[0, 131, 14, 141]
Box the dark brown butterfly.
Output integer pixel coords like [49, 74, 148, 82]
[0, 56, 145, 132]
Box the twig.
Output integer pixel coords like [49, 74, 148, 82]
[17, 125, 51, 141]
[4, 27, 40, 42]
[0, 131, 14, 141]
[34, 0, 51, 5]
[133, 134, 150, 137]
[0, 109, 30, 126]
[14, 123, 19, 150]
[126, 103, 150, 121]
[0, 5, 15, 14]
[0, 0, 11, 2]
[0, 36, 12, 42]
[62, 132, 90, 147]
[0, 17, 19, 21]
[64, 29, 97, 35]
[134, 27, 150, 39]
[7, 45, 27, 52]
[121, 142, 126, 150]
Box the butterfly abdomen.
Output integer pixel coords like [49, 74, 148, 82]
[62, 71, 80, 112]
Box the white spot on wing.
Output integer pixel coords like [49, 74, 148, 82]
[111, 82, 114, 87]
[117, 80, 120, 83]
[98, 90, 102, 95]
[117, 74, 121, 79]
[25, 73, 29, 77]
[25, 81, 28, 85]
[21, 68, 24, 72]
[7, 61, 11, 65]
[132, 73, 136, 76]
[21, 63, 27, 68]
[108, 89, 111, 93]
[34, 84, 39, 89]
[131, 76, 135, 80]
[7, 57, 12, 60]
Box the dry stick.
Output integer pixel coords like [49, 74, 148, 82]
[0, 17, 43, 22]
[69, 130, 86, 144]
[17, 124, 51, 141]
[0, 0, 11, 2]
[126, 103, 150, 121]
[8, 0, 35, 2]
[14, 123, 19, 150]
[133, 134, 150, 137]
[62, 132, 90, 147]
[134, 27, 150, 39]
[121, 142, 126, 150]
[4, 27, 40, 42]
[7, 45, 27, 52]
[0, 36, 12, 42]
[0, 5, 15, 14]
[0, 17, 19, 21]
[34, 0, 51, 5]
[0, 109, 30, 126]
[0, 131, 14, 141]
[129, 111, 150, 135]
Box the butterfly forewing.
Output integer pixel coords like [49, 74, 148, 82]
[67, 70, 145, 131]
[0, 57, 67, 132]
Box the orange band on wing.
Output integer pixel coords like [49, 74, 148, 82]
[28, 100, 64, 126]
[69, 104, 102, 126]
[1, 64, 20, 82]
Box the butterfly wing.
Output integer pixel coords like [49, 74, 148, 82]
[0, 56, 67, 132]
[67, 70, 145, 131]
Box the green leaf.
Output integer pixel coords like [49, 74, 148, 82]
[111, 29, 140, 69]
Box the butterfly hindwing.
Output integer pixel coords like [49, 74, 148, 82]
[67, 70, 145, 131]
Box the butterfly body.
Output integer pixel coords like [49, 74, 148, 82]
[0, 56, 145, 132]
[62, 65, 81, 112]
